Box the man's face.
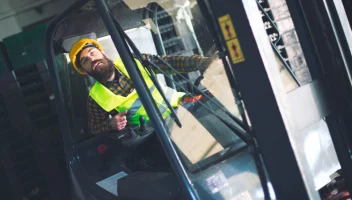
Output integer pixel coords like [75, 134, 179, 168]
[79, 47, 115, 82]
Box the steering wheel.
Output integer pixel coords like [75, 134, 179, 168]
[105, 116, 155, 148]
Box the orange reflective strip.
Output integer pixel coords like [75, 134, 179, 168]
[184, 95, 202, 103]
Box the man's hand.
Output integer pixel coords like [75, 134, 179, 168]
[206, 51, 220, 67]
[111, 110, 128, 131]
[210, 51, 219, 62]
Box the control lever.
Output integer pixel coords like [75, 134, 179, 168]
[126, 128, 138, 140]
[121, 128, 139, 147]
[139, 116, 146, 132]
[138, 116, 154, 136]
[105, 117, 155, 148]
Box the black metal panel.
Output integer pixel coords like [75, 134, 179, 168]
[0, 71, 48, 200]
[287, 0, 352, 195]
[0, 92, 25, 200]
[0, 61, 71, 200]
[326, 0, 352, 75]
[342, 0, 352, 26]
[206, 0, 310, 199]
[55, 1, 145, 41]
[325, 114, 352, 195]
[14, 62, 70, 200]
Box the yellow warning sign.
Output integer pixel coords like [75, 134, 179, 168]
[218, 14, 245, 64]
[226, 39, 245, 64]
[218, 14, 236, 41]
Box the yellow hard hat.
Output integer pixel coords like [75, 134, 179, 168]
[69, 38, 103, 74]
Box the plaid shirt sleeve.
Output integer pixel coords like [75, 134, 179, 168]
[87, 96, 112, 134]
[141, 54, 211, 74]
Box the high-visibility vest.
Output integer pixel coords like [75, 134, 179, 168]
[89, 57, 185, 125]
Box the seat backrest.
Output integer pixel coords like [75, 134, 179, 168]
[56, 54, 94, 144]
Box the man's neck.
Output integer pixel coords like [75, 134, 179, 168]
[106, 70, 115, 82]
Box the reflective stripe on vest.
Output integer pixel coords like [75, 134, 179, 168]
[126, 85, 156, 121]
[89, 57, 185, 124]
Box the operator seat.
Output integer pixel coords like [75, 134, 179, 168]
[56, 52, 94, 144]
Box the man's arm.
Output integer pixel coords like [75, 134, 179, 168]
[141, 53, 215, 74]
[87, 97, 128, 134]
[87, 97, 112, 134]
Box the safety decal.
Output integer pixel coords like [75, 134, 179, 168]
[218, 14, 245, 64]
[226, 38, 245, 64]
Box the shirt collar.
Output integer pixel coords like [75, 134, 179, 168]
[100, 68, 121, 86]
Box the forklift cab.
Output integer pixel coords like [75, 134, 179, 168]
[51, 1, 262, 199]
[45, 0, 352, 199]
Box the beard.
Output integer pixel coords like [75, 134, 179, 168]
[88, 55, 115, 82]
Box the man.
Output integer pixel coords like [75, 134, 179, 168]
[69, 38, 217, 135]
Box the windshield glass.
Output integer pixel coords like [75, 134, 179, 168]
[109, 0, 249, 171]
[49, 0, 300, 199]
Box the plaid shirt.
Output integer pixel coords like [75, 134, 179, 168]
[87, 54, 211, 134]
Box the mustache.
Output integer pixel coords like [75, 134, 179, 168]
[91, 59, 104, 69]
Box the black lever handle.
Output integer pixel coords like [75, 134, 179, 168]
[138, 116, 154, 136]
[139, 116, 145, 131]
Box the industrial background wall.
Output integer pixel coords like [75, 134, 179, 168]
[0, 23, 70, 200]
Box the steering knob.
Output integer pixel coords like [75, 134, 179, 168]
[138, 116, 154, 136]
[119, 116, 154, 148]
[139, 116, 146, 131]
